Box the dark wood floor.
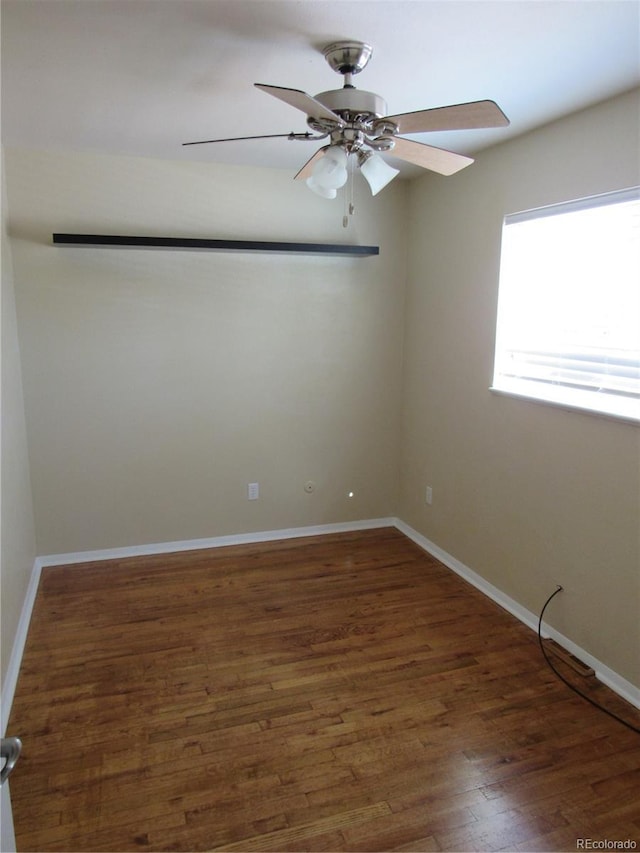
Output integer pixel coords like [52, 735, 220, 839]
[8, 527, 640, 852]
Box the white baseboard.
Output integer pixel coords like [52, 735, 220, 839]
[5, 516, 638, 727]
[1, 558, 42, 737]
[395, 519, 640, 710]
[36, 517, 397, 567]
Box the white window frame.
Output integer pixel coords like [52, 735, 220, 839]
[491, 187, 640, 424]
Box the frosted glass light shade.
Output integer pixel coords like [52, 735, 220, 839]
[360, 153, 400, 195]
[311, 146, 349, 190]
[306, 176, 337, 199]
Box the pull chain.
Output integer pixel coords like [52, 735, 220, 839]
[343, 154, 356, 228]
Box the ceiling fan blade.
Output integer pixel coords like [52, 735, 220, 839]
[385, 100, 509, 135]
[390, 137, 474, 175]
[294, 148, 326, 180]
[255, 83, 345, 126]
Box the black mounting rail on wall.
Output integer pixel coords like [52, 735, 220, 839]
[52, 234, 379, 257]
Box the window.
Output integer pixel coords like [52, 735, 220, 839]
[492, 187, 640, 423]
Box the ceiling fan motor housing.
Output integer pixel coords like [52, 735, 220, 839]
[310, 88, 388, 131]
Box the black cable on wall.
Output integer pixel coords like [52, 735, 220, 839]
[538, 586, 640, 735]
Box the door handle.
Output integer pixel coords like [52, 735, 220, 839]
[0, 737, 22, 785]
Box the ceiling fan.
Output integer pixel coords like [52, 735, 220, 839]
[184, 41, 509, 203]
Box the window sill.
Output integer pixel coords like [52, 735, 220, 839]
[489, 384, 640, 427]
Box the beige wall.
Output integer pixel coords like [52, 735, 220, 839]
[5, 149, 406, 555]
[1, 151, 37, 696]
[400, 88, 640, 687]
[3, 88, 639, 692]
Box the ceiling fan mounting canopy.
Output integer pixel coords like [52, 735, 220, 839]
[322, 41, 373, 76]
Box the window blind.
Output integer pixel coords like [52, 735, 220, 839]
[492, 187, 640, 421]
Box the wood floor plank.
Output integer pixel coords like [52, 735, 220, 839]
[7, 527, 640, 851]
[212, 803, 393, 851]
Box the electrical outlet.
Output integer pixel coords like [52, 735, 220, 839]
[248, 482, 259, 501]
[425, 486, 433, 505]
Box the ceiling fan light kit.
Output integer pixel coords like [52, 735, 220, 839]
[184, 41, 509, 222]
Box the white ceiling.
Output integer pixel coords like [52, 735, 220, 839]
[2, 0, 639, 178]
